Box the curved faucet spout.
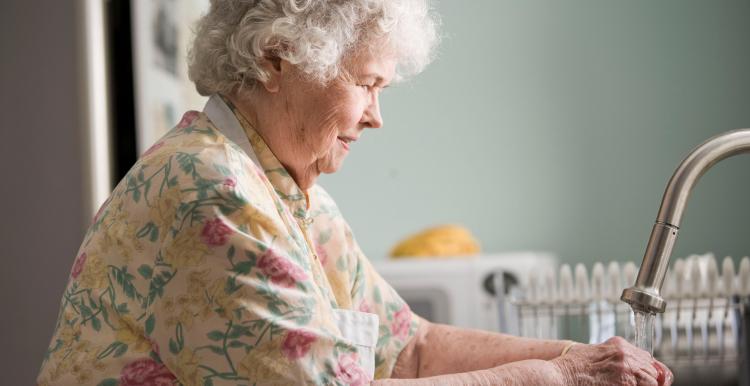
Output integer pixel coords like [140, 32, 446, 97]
[621, 128, 750, 314]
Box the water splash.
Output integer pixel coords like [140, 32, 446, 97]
[634, 309, 655, 356]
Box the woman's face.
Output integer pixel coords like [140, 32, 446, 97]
[277, 49, 396, 182]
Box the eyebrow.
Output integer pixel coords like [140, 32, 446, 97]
[363, 73, 390, 88]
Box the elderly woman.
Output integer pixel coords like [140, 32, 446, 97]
[38, 0, 672, 385]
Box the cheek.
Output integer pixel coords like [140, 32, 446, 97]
[334, 94, 366, 128]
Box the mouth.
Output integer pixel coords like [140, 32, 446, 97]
[337, 136, 357, 151]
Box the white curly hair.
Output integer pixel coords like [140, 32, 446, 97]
[188, 0, 440, 96]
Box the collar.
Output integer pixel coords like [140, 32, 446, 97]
[203, 94, 311, 220]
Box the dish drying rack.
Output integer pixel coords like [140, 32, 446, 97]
[492, 253, 750, 386]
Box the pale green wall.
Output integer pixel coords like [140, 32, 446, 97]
[320, 0, 750, 265]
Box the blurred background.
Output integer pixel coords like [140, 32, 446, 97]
[1, 0, 749, 384]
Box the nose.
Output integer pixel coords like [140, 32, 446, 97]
[363, 92, 383, 129]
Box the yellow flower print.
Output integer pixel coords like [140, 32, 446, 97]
[238, 339, 290, 382]
[140, 140, 176, 169]
[186, 268, 211, 289]
[230, 203, 281, 238]
[326, 269, 352, 309]
[57, 319, 82, 348]
[206, 277, 245, 322]
[73, 365, 93, 384]
[149, 186, 181, 238]
[100, 222, 144, 263]
[164, 226, 208, 268]
[116, 327, 151, 353]
[162, 296, 176, 313]
[168, 348, 202, 386]
[183, 134, 226, 148]
[78, 252, 108, 289]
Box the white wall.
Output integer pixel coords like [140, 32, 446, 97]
[321, 0, 750, 265]
[0, 1, 86, 384]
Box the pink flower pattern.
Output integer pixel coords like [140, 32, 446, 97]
[391, 304, 411, 340]
[70, 253, 87, 279]
[315, 243, 328, 266]
[39, 107, 418, 385]
[335, 353, 370, 386]
[257, 249, 308, 288]
[201, 217, 233, 246]
[281, 329, 317, 360]
[176, 110, 200, 129]
[358, 300, 372, 314]
[223, 177, 237, 188]
[119, 358, 176, 386]
[142, 141, 165, 157]
[91, 196, 111, 224]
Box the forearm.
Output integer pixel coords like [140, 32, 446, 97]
[374, 359, 564, 386]
[393, 317, 572, 378]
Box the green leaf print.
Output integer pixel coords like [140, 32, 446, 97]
[336, 256, 347, 271]
[132, 188, 141, 203]
[116, 302, 129, 314]
[318, 228, 332, 244]
[149, 225, 159, 242]
[228, 324, 251, 339]
[228, 341, 245, 348]
[214, 164, 231, 176]
[176, 152, 203, 179]
[176, 322, 185, 347]
[233, 261, 253, 275]
[225, 276, 241, 294]
[138, 264, 153, 279]
[113, 343, 129, 357]
[145, 314, 155, 335]
[207, 330, 225, 341]
[91, 316, 101, 331]
[373, 286, 383, 304]
[96, 378, 118, 386]
[97, 341, 128, 360]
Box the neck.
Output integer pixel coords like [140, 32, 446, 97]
[225, 91, 318, 190]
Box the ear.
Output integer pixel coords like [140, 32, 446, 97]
[258, 56, 283, 93]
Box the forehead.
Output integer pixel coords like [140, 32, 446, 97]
[344, 49, 397, 82]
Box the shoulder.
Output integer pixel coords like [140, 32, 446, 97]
[103, 111, 275, 233]
[140, 111, 251, 173]
[134, 111, 268, 194]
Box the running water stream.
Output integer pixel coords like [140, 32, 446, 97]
[633, 309, 655, 356]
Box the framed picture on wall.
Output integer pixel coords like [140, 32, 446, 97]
[130, 0, 209, 155]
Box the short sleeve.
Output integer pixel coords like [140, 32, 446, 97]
[348, 232, 420, 379]
[307, 186, 420, 379]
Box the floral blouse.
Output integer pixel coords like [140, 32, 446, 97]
[37, 95, 418, 386]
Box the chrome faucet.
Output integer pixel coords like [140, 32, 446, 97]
[621, 128, 750, 314]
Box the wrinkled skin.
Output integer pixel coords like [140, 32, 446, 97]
[552, 336, 673, 386]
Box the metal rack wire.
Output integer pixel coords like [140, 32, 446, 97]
[492, 254, 750, 386]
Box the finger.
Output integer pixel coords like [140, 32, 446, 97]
[652, 360, 673, 386]
[634, 370, 658, 386]
[626, 356, 657, 386]
[653, 361, 665, 385]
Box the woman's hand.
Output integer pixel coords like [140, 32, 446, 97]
[552, 336, 673, 386]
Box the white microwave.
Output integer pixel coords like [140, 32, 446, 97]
[374, 252, 557, 331]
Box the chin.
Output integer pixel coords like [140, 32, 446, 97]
[317, 154, 346, 175]
[320, 164, 342, 175]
